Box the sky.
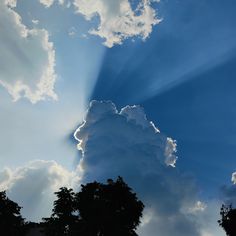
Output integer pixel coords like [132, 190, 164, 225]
[0, 0, 236, 235]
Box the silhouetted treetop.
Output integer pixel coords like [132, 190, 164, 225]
[75, 176, 144, 236]
[42, 176, 144, 236]
[218, 204, 236, 236]
[43, 187, 78, 236]
[0, 191, 25, 236]
[52, 187, 75, 219]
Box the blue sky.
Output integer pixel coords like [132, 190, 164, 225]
[0, 0, 236, 235]
[91, 0, 236, 194]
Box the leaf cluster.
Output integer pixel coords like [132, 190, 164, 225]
[218, 204, 236, 236]
[0, 191, 25, 236]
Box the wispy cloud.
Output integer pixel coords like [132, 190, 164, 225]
[68, 26, 77, 37]
[39, 0, 64, 8]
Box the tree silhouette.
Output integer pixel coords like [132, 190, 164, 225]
[0, 191, 25, 236]
[43, 177, 144, 236]
[218, 204, 236, 236]
[43, 187, 77, 236]
[75, 176, 144, 236]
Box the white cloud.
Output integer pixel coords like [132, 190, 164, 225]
[39, 0, 64, 8]
[0, 168, 12, 190]
[74, 100, 206, 236]
[221, 173, 236, 207]
[192, 200, 225, 236]
[0, 160, 81, 221]
[232, 172, 236, 184]
[74, 100, 177, 168]
[39, 0, 54, 7]
[32, 19, 39, 25]
[5, 0, 17, 7]
[68, 26, 77, 37]
[165, 137, 177, 167]
[0, 1, 57, 103]
[188, 201, 207, 214]
[73, 0, 161, 47]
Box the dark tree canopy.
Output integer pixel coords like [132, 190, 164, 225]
[43, 187, 78, 236]
[0, 191, 25, 236]
[0, 177, 144, 236]
[218, 204, 236, 236]
[75, 176, 144, 236]
[52, 187, 75, 221]
[43, 177, 144, 236]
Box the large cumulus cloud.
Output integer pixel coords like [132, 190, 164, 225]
[0, 160, 80, 221]
[74, 100, 207, 236]
[0, 100, 224, 235]
[73, 0, 160, 47]
[0, 1, 57, 103]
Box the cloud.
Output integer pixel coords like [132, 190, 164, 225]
[74, 100, 177, 168]
[232, 172, 236, 184]
[39, 0, 64, 8]
[221, 172, 236, 207]
[0, 1, 57, 103]
[39, 0, 72, 8]
[0, 160, 81, 221]
[74, 100, 206, 236]
[0, 168, 12, 190]
[32, 19, 39, 25]
[68, 26, 77, 37]
[188, 201, 207, 214]
[183, 200, 224, 236]
[73, 0, 161, 47]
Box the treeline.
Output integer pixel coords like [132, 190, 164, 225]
[0, 176, 144, 236]
[1, 176, 236, 236]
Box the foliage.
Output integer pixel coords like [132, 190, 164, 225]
[43, 187, 78, 236]
[75, 176, 144, 236]
[0, 177, 144, 236]
[218, 204, 236, 236]
[0, 191, 25, 236]
[43, 177, 144, 236]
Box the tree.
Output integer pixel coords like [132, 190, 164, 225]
[43, 187, 77, 236]
[43, 177, 144, 236]
[218, 204, 236, 236]
[75, 176, 144, 236]
[0, 191, 25, 236]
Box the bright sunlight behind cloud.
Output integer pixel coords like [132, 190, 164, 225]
[73, 101, 208, 236]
